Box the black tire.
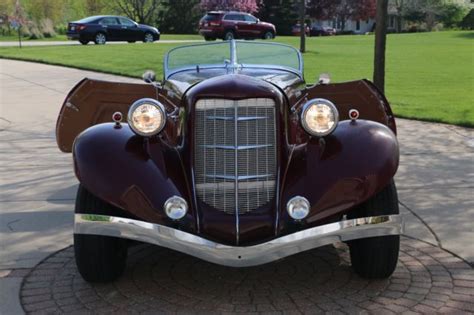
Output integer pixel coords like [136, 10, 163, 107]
[94, 32, 106, 45]
[79, 40, 89, 45]
[143, 32, 154, 43]
[263, 31, 274, 40]
[347, 180, 400, 279]
[128, 40, 136, 43]
[74, 185, 128, 283]
[223, 30, 235, 41]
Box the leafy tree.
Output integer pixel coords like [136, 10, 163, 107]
[158, 0, 201, 33]
[459, 8, 474, 29]
[84, 0, 108, 16]
[200, 0, 262, 13]
[440, 2, 468, 28]
[256, 0, 298, 35]
[114, 0, 160, 24]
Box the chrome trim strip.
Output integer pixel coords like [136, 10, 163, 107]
[201, 144, 272, 150]
[233, 97, 240, 244]
[205, 174, 271, 180]
[75, 214, 403, 267]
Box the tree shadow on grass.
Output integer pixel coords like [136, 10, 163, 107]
[455, 31, 474, 39]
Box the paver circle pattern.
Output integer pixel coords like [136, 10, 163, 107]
[21, 237, 473, 314]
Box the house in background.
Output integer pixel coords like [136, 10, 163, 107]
[311, 4, 404, 34]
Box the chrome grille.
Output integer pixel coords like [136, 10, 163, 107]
[194, 98, 277, 214]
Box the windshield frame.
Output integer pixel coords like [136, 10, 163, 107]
[164, 40, 303, 80]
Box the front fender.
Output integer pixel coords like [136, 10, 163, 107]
[280, 120, 399, 232]
[73, 123, 195, 232]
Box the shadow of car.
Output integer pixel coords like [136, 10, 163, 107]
[67, 15, 160, 45]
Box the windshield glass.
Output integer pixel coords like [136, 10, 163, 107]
[165, 41, 301, 78]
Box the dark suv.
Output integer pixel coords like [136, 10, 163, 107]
[198, 11, 276, 41]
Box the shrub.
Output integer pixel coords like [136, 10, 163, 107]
[27, 22, 43, 39]
[39, 18, 56, 38]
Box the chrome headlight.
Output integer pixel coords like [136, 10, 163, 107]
[128, 98, 166, 136]
[301, 98, 339, 137]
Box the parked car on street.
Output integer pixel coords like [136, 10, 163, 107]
[310, 25, 336, 36]
[291, 23, 310, 36]
[56, 40, 403, 283]
[66, 15, 160, 45]
[198, 11, 276, 40]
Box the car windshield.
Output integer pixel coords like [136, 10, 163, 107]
[165, 41, 302, 78]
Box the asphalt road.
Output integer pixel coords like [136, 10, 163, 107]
[0, 39, 202, 47]
[0, 59, 473, 314]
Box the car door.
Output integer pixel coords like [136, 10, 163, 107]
[118, 17, 141, 41]
[242, 14, 261, 38]
[99, 17, 121, 40]
[223, 14, 245, 37]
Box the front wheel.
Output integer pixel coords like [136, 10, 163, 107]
[74, 185, 128, 283]
[347, 180, 400, 279]
[143, 32, 154, 43]
[263, 31, 274, 39]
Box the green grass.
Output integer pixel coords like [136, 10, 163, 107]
[0, 31, 472, 126]
[0, 34, 68, 41]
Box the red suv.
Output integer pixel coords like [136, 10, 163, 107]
[199, 11, 276, 41]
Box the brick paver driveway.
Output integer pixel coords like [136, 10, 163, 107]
[20, 238, 473, 314]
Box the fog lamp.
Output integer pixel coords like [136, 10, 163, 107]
[287, 196, 310, 220]
[128, 98, 166, 136]
[301, 98, 339, 137]
[164, 196, 188, 220]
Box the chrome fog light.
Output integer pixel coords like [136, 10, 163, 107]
[164, 196, 188, 220]
[287, 196, 310, 220]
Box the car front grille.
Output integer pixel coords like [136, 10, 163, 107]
[194, 98, 277, 214]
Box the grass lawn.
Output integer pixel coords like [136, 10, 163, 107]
[0, 31, 472, 126]
[0, 34, 68, 41]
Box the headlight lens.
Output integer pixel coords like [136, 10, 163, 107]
[301, 99, 339, 136]
[128, 98, 166, 136]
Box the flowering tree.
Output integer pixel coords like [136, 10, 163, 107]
[307, 0, 376, 30]
[200, 0, 261, 13]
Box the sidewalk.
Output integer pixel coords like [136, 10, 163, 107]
[0, 59, 472, 314]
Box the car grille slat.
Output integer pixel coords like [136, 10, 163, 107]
[194, 98, 277, 215]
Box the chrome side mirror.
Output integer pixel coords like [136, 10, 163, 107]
[318, 73, 331, 85]
[142, 70, 156, 83]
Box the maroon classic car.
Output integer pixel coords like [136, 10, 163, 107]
[56, 40, 402, 283]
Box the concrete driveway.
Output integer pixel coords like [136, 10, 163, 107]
[0, 59, 472, 314]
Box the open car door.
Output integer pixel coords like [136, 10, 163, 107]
[56, 79, 157, 152]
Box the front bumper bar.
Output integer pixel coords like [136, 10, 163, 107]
[75, 214, 403, 267]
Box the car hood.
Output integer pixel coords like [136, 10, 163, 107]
[138, 24, 159, 32]
[259, 21, 275, 28]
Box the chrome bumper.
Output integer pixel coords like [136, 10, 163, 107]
[74, 214, 403, 267]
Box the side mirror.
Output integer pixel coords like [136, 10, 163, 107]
[256, 18, 260, 24]
[142, 70, 156, 83]
[318, 73, 331, 85]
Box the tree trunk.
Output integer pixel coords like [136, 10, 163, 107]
[373, 0, 388, 93]
[299, 0, 305, 53]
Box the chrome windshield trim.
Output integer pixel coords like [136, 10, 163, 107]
[75, 214, 403, 267]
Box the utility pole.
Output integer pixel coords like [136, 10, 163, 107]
[373, 0, 389, 93]
[299, 0, 306, 53]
